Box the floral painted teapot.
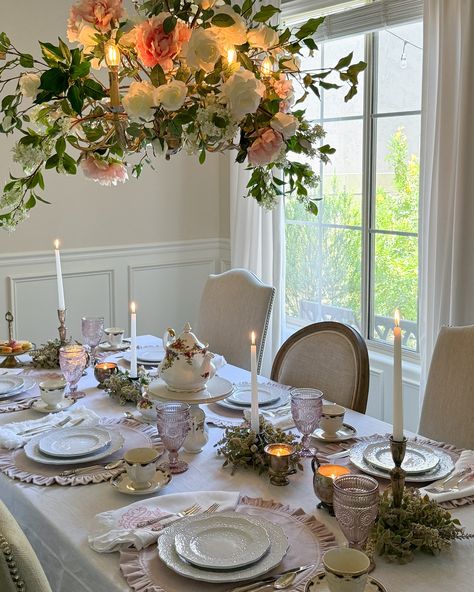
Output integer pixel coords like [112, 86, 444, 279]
[158, 322, 216, 392]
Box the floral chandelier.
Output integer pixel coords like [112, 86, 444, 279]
[0, 0, 365, 230]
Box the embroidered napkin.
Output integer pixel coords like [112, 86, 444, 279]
[88, 490, 240, 553]
[0, 407, 100, 449]
[420, 450, 474, 502]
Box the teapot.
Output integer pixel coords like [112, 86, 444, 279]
[158, 322, 216, 392]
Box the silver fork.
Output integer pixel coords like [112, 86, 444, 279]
[150, 502, 220, 531]
[425, 470, 473, 494]
[19, 415, 72, 436]
[136, 503, 201, 529]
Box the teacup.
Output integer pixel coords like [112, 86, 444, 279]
[39, 379, 67, 409]
[323, 548, 370, 592]
[104, 327, 125, 348]
[124, 447, 161, 490]
[320, 403, 345, 436]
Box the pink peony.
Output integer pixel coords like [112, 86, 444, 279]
[248, 128, 284, 167]
[135, 13, 191, 71]
[68, 0, 124, 39]
[81, 156, 128, 186]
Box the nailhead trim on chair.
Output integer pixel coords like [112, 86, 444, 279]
[0, 534, 26, 591]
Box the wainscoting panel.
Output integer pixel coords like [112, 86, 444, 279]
[366, 368, 384, 421]
[0, 239, 230, 345]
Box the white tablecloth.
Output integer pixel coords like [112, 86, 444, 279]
[0, 336, 472, 592]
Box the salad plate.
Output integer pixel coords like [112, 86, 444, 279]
[227, 384, 280, 407]
[363, 440, 440, 474]
[38, 426, 112, 458]
[0, 376, 24, 395]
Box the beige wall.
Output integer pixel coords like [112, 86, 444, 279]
[0, 0, 229, 255]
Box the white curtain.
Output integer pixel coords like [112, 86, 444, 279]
[419, 0, 474, 392]
[230, 159, 284, 376]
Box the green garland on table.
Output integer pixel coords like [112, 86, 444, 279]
[215, 415, 302, 475]
[365, 488, 474, 564]
[104, 368, 150, 405]
[30, 338, 62, 368]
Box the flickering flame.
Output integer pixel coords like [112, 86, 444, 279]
[251, 331, 256, 346]
[105, 41, 121, 68]
[54, 239, 60, 250]
[131, 301, 136, 314]
[227, 48, 236, 65]
[394, 309, 400, 327]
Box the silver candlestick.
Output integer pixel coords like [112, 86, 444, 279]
[57, 309, 67, 345]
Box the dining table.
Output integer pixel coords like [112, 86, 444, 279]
[0, 335, 472, 592]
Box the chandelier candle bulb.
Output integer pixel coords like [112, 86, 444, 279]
[105, 42, 121, 109]
[227, 47, 236, 65]
[393, 309, 403, 441]
[250, 331, 259, 433]
[54, 240, 65, 311]
[261, 56, 273, 77]
[130, 302, 137, 378]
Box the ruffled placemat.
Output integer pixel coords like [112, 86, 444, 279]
[316, 433, 471, 509]
[0, 418, 161, 486]
[119, 496, 337, 592]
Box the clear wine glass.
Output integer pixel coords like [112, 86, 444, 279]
[59, 344, 88, 399]
[81, 316, 104, 366]
[290, 388, 323, 457]
[156, 402, 191, 474]
[333, 474, 380, 550]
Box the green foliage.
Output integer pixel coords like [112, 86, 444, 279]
[366, 489, 472, 564]
[105, 368, 150, 405]
[215, 415, 302, 475]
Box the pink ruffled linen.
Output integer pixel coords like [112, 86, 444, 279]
[0, 418, 161, 486]
[119, 496, 337, 592]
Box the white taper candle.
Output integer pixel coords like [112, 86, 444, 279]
[393, 309, 403, 441]
[130, 301, 137, 378]
[54, 239, 65, 311]
[250, 331, 259, 433]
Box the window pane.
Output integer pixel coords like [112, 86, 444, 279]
[374, 116, 420, 233]
[377, 22, 423, 113]
[372, 233, 418, 350]
[322, 119, 363, 226]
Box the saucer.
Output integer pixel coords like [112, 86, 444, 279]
[31, 398, 75, 414]
[98, 341, 129, 352]
[311, 423, 357, 442]
[305, 572, 387, 592]
[111, 469, 171, 495]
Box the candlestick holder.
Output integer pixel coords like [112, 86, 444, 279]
[264, 443, 296, 486]
[57, 309, 67, 345]
[390, 436, 407, 508]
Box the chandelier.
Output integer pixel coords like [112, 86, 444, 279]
[0, 0, 365, 230]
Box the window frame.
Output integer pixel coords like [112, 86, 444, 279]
[283, 22, 422, 358]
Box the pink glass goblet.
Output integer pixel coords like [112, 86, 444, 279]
[81, 316, 104, 366]
[290, 388, 323, 457]
[59, 344, 88, 399]
[156, 402, 191, 474]
[333, 474, 380, 550]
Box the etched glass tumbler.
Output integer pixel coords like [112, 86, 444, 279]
[156, 402, 191, 474]
[81, 316, 104, 366]
[290, 388, 323, 457]
[333, 474, 380, 550]
[59, 344, 88, 398]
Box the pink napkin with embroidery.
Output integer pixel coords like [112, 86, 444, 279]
[88, 490, 240, 553]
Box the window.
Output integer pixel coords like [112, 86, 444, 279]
[283, 9, 423, 352]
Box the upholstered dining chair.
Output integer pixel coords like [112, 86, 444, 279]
[418, 325, 474, 449]
[271, 321, 370, 413]
[197, 269, 275, 373]
[0, 500, 52, 592]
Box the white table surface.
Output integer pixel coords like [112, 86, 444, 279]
[0, 336, 472, 592]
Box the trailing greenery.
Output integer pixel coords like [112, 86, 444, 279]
[31, 339, 63, 368]
[365, 489, 473, 564]
[105, 368, 150, 405]
[215, 415, 302, 475]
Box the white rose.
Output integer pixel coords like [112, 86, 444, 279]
[185, 28, 224, 72]
[221, 68, 265, 121]
[211, 5, 247, 48]
[19, 73, 41, 99]
[270, 112, 299, 140]
[155, 80, 187, 111]
[123, 81, 156, 120]
[247, 25, 279, 50]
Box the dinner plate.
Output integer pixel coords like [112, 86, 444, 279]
[123, 350, 163, 366]
[24, 428, 124, 466]
[305, 572, 387, 592]
[349, 440, 454, 483]
[311, 424, 357, 443]
[148, 376, 233, 404]
[174, 514, 271, 570]
[363, 440, 439, 474]
[228, 385, 280, 407]
[216, 390, 290, 413]
[0, 376, 24, 395]
[158, 511, 288, 583]
[38, 426, 112, 458]
[0, 377, 36, 401]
